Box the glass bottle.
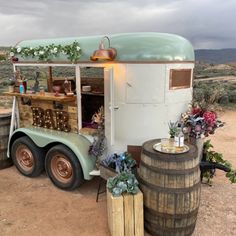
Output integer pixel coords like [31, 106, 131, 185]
[174, 125, 184, 152]
[19, 84, 25, 94]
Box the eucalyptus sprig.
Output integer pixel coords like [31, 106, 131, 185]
[9, 41, 82, 63]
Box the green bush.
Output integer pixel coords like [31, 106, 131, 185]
[193, 81, 226, 109]
[193, 79, 236, 108]
[219, 95, 229, 104]
[229, 90, 236, 103]
[227, 84, 236, 91]
[0, 54, 6, 61]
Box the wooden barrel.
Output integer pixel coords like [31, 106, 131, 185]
[137, 139, 201, 236]
[0, 111, 13, 170]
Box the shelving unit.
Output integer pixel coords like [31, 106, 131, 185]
[4, 92, 76, 103]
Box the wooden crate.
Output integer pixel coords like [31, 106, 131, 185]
[99, 163, 117, 180]
[107, 188, 144, 236]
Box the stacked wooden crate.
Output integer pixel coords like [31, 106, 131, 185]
[107, 188, 144, 236]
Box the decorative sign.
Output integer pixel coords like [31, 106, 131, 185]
[32, 107, 45, 127]
[31, 107, 71, 132]
[44, 109, 55, 129]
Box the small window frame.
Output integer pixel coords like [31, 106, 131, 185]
[169, 69, 192, 90]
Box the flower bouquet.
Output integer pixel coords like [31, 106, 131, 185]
[89, 106, 106, 160]
[100, 152, 136, 180]
[181, 104, 224, 139]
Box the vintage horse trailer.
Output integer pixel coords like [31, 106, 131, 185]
[6, 32, 194, 190]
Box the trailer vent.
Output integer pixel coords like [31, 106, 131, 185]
[169, 69, 192, 90]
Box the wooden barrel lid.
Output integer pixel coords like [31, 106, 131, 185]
[142, 139, 197, 162]
[0, 109, 12, 118]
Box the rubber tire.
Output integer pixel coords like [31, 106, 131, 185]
[45, 145, 84, 191]
[11, 136, 45, 177]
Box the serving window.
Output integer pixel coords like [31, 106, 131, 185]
[169, 69, 192, 90]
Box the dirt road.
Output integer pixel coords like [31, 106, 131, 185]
[0, 110, 235, 236]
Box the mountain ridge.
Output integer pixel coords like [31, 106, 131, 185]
[195, 48, 236, 64]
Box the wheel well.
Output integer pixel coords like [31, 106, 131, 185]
[10, 132, 62, 155]
[43, 142, 61, 155]
[9, 131, 27, 157]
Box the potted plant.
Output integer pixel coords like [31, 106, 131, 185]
[168, 121, 178, 138]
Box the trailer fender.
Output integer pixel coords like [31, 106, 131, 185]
[10, 127, 96, 180]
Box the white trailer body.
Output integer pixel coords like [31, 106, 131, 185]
[7, 32, 194, 190]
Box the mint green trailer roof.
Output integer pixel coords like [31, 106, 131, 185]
[15, 32, 194, 63]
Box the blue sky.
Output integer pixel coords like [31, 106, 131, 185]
[0, 0, 235, 49]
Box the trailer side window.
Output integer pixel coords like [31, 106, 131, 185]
[169, 69, 192, 90]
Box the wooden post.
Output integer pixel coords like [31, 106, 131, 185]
[124, 194, 134, 236]
[134, 189, 144, 236]
[107, 189, 144, 236]
[47, 66, 53, 92]
[107, 190, 125, 236]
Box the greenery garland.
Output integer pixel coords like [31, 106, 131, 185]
[10, 41, 82, 63]
[203, 140, 236, 184]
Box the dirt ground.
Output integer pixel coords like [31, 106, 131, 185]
[0, 110, 235, 236]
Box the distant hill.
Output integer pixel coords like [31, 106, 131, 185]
[195, 48, 236, 64]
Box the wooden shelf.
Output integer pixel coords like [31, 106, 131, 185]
[81, 92, 104, 96]
[4, 92, 76, 102]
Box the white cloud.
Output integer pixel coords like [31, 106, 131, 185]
[0, 0, 235, 48]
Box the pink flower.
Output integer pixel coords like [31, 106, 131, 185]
[203, 111, 216, 125]
[192, 107, 201, 115]
[207, 126, 213, 131]
[195, 125, 202, 132]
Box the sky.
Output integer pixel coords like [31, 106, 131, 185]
[0, 0, 235, 49]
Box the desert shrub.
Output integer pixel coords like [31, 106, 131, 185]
[227, 83, 236, 91]
[193, 81, 226, 109]
[0, 81, 9, 86]
[218, 95, 229, 105]
[228, 90, 236, 103]
[0, 54, 6, 61]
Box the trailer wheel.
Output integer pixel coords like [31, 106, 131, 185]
[45, 145, 83, 190]
[11, 136, 45, 177]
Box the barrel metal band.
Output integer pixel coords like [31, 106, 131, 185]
[140, 160, 200, 175]
[137, 174, 201, 193]
[144, 205, 199, 219]
[145, 219, 196, 235]
[0, 148, 7, 152]
[0, 158, 13, 170]
[0, 134, 10, 139]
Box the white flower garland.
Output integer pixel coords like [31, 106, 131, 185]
[10, 41, 82, 63]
